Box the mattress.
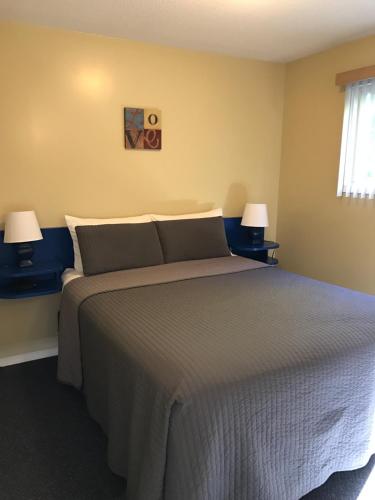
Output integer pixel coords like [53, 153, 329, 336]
[61, 268, 83, 287]
[58, 256, 375, 500]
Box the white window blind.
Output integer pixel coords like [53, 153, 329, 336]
[337, 78, 375, 199]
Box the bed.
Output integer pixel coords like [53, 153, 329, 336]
[58, 213, 375, 500]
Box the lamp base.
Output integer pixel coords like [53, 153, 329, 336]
[247, 227, 264, 246]
[17, 243, 34, 268]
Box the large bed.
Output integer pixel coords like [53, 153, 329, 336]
[58, 254, 375, 500]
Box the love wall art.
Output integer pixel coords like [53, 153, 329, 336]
[124, 107, 162, 150]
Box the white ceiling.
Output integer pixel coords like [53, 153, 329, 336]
[1, 0, 375, 62]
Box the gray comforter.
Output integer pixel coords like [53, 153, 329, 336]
[58, 256, 375, 500]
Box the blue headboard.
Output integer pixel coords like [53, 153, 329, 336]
[0, 217, 245, 269]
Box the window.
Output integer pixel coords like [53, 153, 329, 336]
[337, 78, 375, 198]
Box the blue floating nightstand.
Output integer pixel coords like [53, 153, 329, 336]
[0, 260, 63, 299]
[230, 240, 279, 265]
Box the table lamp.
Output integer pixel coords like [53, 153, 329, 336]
[4, 211, 43, 267]
[241, 203, 269, 245]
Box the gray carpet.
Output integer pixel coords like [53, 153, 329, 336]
[0, 357, 373, 500]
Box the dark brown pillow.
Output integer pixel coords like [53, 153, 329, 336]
[76, 223, 164, 276]
[156, 216, 230, 263]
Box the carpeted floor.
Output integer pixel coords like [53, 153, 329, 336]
[0, 357, 373, 500]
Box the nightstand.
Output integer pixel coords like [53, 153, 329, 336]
[230, 240, 279, 265]
[0, 260, 63, 299]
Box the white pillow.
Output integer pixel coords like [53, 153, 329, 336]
[65, 214, 152, 273]
[151, 208, 223, 221]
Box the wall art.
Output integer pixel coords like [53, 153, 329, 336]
[124, 107, 162, 150]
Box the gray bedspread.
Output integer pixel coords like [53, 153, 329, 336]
[58, 256, 375, 500]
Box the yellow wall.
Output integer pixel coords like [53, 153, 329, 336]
[0, 23, 285, 354]
[278, 36, 375, 295]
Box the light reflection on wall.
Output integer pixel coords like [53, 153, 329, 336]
[75, 68, 112, 98]
[30, 117, 46, 145]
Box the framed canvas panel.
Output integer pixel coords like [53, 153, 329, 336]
[124, 107, 162, 150]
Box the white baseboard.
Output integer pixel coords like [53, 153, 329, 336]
[0, 337, 58, 367]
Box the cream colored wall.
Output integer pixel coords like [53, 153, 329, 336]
[0, 22, 285, 354]
[278, 36, 375, 295]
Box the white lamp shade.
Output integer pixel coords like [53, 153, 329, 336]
[241, 203, 269, 228]
[4, 211, 43, 243]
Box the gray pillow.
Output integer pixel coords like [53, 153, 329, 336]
[156, 216, 230, 263]
[76, 223, 164, 276]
